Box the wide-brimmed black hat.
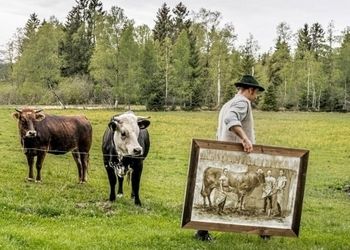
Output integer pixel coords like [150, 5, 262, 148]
[234, 75, 265, 92]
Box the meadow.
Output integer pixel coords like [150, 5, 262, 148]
[0, 108, 349, 249]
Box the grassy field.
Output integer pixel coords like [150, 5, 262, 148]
[0, 108, 349, 249]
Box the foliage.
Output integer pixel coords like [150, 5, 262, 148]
[3, 3, 350, 111]
[12, 21, 63, 86]
[56, 76, 93, 104]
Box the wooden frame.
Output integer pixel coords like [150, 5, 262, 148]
[182, 139, 309, 237]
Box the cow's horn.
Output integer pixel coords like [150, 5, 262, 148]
[15, 108, 22, 113]
[137, 116, 151, 120]
[35, 109, 43, 113]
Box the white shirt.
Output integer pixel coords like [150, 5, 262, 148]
[217, 94, 255, 143]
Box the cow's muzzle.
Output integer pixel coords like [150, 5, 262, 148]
[133, 147, 142, 156]
[25, 130, 37, 138]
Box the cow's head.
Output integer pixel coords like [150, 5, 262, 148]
[108, 112, 150, 157]
[13, 108, 46, 138]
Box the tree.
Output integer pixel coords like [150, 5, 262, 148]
[262, 22, 291, 111]
[172, 30, 191, 108]
[172, 2, 191, 41]
[295, 24, 311, 60]
[310, 22, 326, 59]
[336, 28, 350, 111]
[139, 39, 165, 110]
[60, 0, 104, 76]
[240, 34, 259, 75]
[117, 22, 140, 106]
[153, 3, 172, 43]
[20, 13, 40, 54]
[13, 21, 64, 86]
[188, 30, 202, 108]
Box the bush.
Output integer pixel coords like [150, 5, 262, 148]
[0, 82, 54, 105]
[57, 77, 93, 105]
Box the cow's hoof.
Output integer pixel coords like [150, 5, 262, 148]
[116, 194, 123, 198]
[26, 177, 35, 182]
[79, 180, 87, 184]
[194, 230, 212, 241]
[135, 200, 142, 206]
[35, 180, 42, 183]
[260, 235, 271, 241]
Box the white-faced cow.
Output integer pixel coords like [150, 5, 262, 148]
[102, 111, 150, 206]
[13, 107, 92, 183]
[201, 167, 265, 211]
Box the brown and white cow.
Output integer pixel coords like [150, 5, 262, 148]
[201, 167, 265, 210]
[13, 107, 92, 183]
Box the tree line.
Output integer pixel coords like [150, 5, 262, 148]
[0, 0, 350, 111]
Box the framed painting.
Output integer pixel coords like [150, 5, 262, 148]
[181, 139, 309, 237]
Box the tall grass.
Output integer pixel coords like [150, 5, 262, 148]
[0, 108, 349, 249]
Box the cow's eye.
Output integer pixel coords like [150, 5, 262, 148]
[20, 118, 27, 125]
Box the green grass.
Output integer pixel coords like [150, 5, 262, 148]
[0, 108, 349, 249]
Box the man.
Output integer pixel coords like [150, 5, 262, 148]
[217, 168, 233, 215]
[195, 74, 265, 241]
[275, 170, 287, 217]
[262, 170, 276, 216]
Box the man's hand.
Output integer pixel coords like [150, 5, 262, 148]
[242, 138, 253, 153]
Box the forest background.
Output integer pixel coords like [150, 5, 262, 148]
[0, 1, 350, 112]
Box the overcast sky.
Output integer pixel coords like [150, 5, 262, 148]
[0, 0, 349, 54]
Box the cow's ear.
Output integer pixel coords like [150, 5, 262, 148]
[35, 113, 45, 121]
[108, 121, 117, 131]
[109, 120, 121, 131]
[137, 119, 150, 129]
[12, 112, 20, 120]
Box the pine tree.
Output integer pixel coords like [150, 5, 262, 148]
[310, 22, 326, 59]
[240, 34, 258, 75]
[188, 30, 202, 109]
[140, 39, 165, 110]
[117, 22, 140, 106]
[295, 24, 312, 60]
[153, 3, 172, 43]
[20, 13, 41, 54]
[172, 2, 191, 41]
[60, 0, 104, 76]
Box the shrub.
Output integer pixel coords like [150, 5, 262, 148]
[57, 77, 93, 105]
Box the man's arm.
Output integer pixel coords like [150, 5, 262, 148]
[229, 125, 253, 153]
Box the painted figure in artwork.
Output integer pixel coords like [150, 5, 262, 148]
[262, 170, 276, 216]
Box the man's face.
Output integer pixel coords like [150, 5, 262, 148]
[247, 88, 259, 102]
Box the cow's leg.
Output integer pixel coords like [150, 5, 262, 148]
[131, 163, 143, 206]
[72, 150, 83, 183]
[105, 165, 117, 201]
[117, 176, 124, 197]
[241, 195, 246, 210]
[207, 187, 215, 207]
[35, 152, 46, 182]
[80, 152, 89, 183]
[25, 154, 35, 182]
[235, 195, 241, 210]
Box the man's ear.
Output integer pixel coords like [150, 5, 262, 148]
[137, 119, 150, 129]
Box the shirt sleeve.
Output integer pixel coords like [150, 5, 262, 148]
[223, 100, 248, 130]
